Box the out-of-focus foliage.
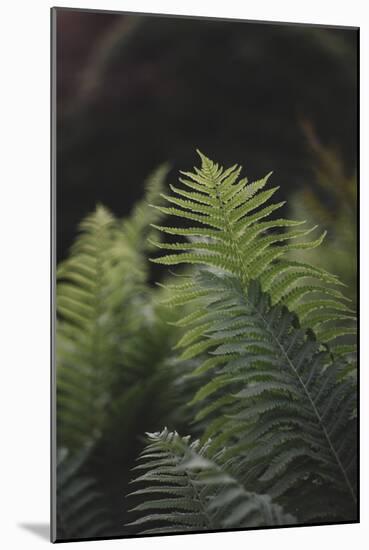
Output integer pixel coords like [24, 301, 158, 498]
[288, 122, 357, 307]
[57, 166, 173, 451]
[56, 167, 196, 538]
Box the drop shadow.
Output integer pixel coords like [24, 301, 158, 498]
[18, 523, 49, 541]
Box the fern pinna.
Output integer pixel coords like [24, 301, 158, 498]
[127, 151, 357, 531]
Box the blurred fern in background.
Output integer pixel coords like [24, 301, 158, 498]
[288, 121, 357, 307]
[56, 166, 197, 538]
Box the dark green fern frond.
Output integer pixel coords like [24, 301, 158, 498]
[150, 151, 356, 349]
[127, 428, 295, 534]
[171, 271, 357, 521]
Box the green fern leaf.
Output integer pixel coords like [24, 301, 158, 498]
[127, 429, 295, 533]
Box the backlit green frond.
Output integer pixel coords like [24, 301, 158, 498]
[150, 151, 356, 348]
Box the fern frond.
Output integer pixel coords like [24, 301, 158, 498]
[127, 429, 295, 533]
[173, 271, 357, 521]
[57, 205, 120, 449]
[151, 151, 355, 348]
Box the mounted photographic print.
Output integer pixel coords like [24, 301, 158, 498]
[51, 7, 359, 543]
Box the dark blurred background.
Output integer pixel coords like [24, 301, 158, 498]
[56, 9, 358, 263]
